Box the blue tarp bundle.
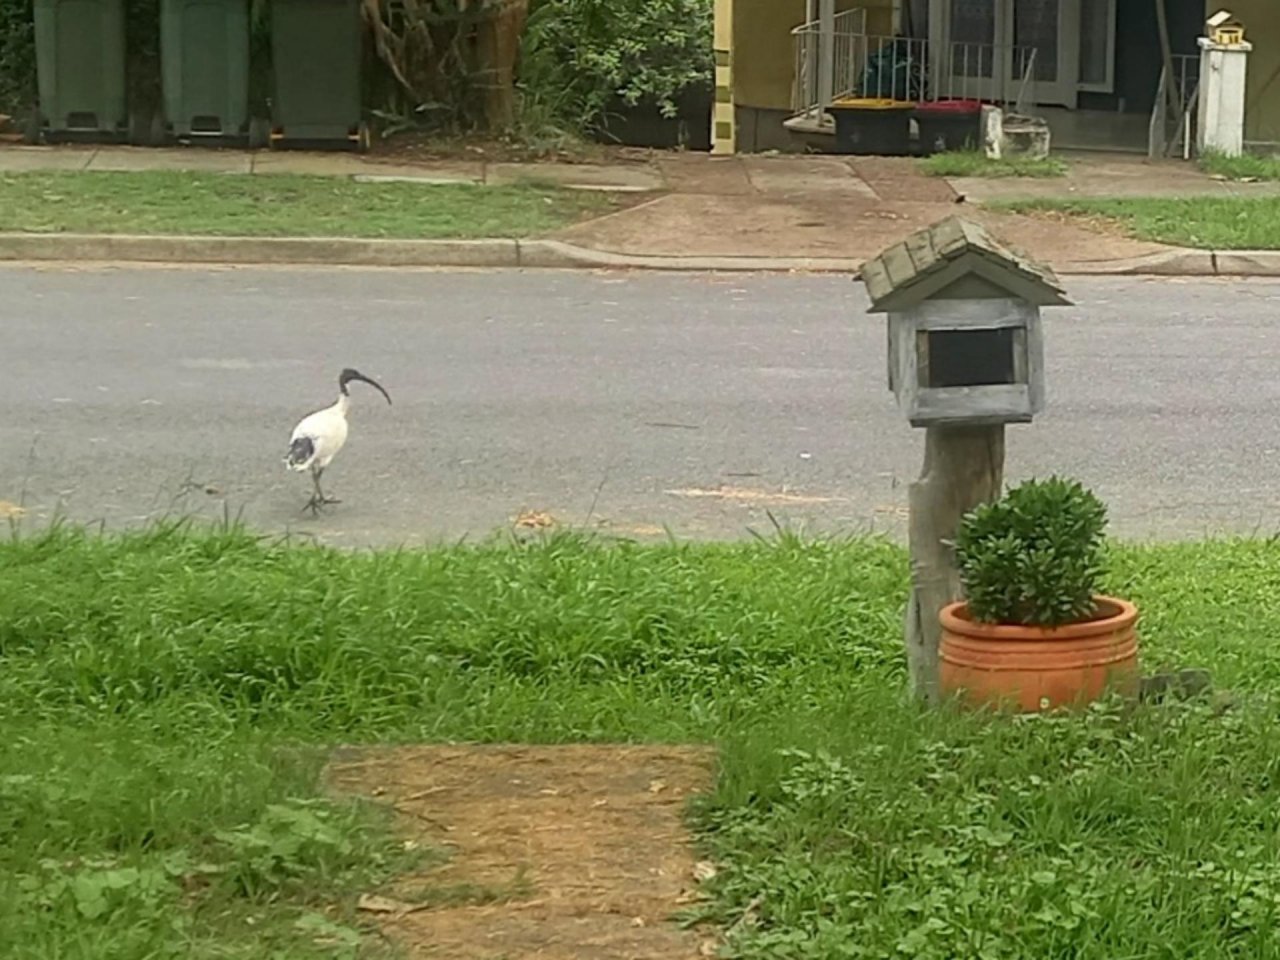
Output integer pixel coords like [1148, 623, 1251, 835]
[855, 38, 927, 100]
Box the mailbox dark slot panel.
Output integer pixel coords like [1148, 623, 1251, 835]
[918, 328, 1017, 389]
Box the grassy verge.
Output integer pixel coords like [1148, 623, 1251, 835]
[0, 171, 616, 238]
[999, 196, 1280, 249]
[1200, 148, 1280, 181]
[920, 150, 1067, 178]
[6, 525, 1280, 957]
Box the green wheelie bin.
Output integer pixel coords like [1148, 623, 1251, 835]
[268, 0, 369, 151]
[159, 0, 258, 144]
[31, 0, 128, 142]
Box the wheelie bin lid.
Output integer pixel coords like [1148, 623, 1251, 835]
[830, 97, 915, 111]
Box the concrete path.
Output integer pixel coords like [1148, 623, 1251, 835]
[0, 143, 665, 191]
[2, 264, 1278, 547]
[552, 153, 1170, 267]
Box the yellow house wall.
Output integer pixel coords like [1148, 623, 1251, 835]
[732, 0, 896, 111]
[1210, 0, 1280, 143]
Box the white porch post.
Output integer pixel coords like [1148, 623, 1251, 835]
[1197, 35, 1251, 157]
[818, 0, 835, 112]
[928, 0, 946, 101]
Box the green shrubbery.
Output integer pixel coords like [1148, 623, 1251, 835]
[517, 0, 712, 135]
[956, 477, 1109, 627]
[0, 0, 33, 116]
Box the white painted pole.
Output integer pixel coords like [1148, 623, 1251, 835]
[1196, 37, 1251, 157]
[818, 0, 835, 112]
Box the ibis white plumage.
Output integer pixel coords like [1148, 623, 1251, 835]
[285, 367, 392, 514]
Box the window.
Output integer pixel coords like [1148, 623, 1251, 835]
[1077, 0, 1115, 92]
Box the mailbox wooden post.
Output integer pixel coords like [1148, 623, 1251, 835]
[858, 217, 1072, 704]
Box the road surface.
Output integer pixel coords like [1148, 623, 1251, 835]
[2, 264, 1278, 546]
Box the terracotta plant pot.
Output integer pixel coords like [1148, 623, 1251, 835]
[939, 595, 1140, 712]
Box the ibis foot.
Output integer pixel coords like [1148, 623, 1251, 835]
[302, 494, 341, 516]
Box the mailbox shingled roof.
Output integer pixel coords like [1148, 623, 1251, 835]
[858, 216, 1071, 313]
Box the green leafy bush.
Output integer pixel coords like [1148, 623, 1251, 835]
[518, 0, 713, 134]
[955, 477, 1108, 628]
[0, 0, 34, 117]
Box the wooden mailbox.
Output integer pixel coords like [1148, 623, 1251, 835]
[859, 217, 1070, 428]
[857, 217, 1073, 704]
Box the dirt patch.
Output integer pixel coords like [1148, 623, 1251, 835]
[1013, 206, 1138, 241]
[369, 133, 656, 167]
[666, 485, 847, 506]
[326, 744, 718, 960]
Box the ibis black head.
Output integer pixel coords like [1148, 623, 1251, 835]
[338, 367, 392, 405]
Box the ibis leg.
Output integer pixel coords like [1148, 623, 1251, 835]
[303, 467, 342, 515]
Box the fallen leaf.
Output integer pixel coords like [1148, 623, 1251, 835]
[648, 779, 667, 794]
[630, 916, 646, 927]
[675, 890, 710, 904]
[699, 940, 720, 957]
[693, 861, 718, 883]
[513, 509, 556, 529]
[0, 500, 26, 519]
[357, 894, 412, 914]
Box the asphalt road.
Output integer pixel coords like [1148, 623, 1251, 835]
[2, 264, 1278, 546]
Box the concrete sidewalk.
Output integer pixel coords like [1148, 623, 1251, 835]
[0, 143, 1275, 275]
[550, 152, 1190, 271]
[0, 143, 665, 191]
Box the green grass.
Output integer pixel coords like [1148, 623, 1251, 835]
[7, 524, 1280, 957]
[920, 150, 1068, 178]
[1000, 196, 1280, 249]
[1200, 148, 1280, 181]
[0, 171, 615, 238]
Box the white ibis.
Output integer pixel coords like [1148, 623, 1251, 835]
[284, 368, 392, 514]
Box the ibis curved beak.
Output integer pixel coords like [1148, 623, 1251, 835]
[352, 372, 392, 405]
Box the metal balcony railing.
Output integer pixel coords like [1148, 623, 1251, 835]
[1148, 53, 1201, 159]
[791, 7, 869, 118]
[791, 24, 1038, 124]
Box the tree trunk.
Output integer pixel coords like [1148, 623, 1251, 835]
[477, 0, 529, 131]
[903, 425, 1005, 704]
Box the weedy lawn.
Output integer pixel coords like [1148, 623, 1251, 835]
[4, 526, 1280, 958]
[998, 195, 1280, 250]
[0, 171, 615, 239]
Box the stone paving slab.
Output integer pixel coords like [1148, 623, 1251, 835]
[486, 160, 662, 191]
[249, 152, 483, 182]
[740, 154, 877, 198]
[654, 154, 754, 195]
[851, 156, 959, 203]
[0, 145, 95, 171]
[86, 147, 252, 174]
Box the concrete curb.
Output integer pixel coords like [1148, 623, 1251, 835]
[0, 232, 1278, 277]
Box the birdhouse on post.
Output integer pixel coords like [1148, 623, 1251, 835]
[857, 217, 1071, 704]
[860, 216, 1068, 428]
